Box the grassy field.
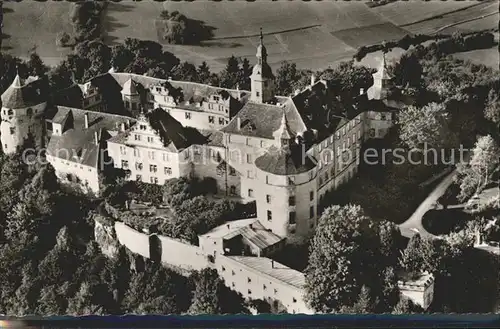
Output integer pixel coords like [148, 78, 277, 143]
[453, 47, 499, 70]
[1, 2, 73, 66]
[2, 1, 498, 72]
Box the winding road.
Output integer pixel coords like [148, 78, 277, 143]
[399, 169, 458, 239]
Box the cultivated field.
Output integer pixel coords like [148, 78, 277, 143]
[2, 1, 498, 72]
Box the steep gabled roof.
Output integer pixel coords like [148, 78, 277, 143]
[221, 99, 307, 139]
[146, 108, 207, 151]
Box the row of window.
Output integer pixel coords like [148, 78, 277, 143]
[317, 117, 362, 152]
[264, 207, 315, 223]
[265, 191, 315, 205]
[135, 174, 160, 184]
[119, 147, 172, 162]
[121, 160, 173, 175]
[208, 115, 228, 125]
[228, 136, 267, 148]
[134, 134, 156, 143]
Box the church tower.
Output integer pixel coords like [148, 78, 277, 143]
[369, 52, 393, 100]
[250, 28, 275, 103]
[0, 73, 47, 154]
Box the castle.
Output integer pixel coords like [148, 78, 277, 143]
[1, 31, 395, 244]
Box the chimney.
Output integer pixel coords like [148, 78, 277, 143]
[294, 89, 300, 96]
[125, 200, 129, 210]
[94, 131, 99, 145]
[168, 76, 172, 81]
[84, 113, 89, 129]
[360, 88, 364, 95]
[236, 117, 241, 130]
[271, 259, 274, 268]
[311, 73, 316, 86]
[236, 84, 241, 100]
[120, 122, 126, 132]
[249, 223, 253, 229]
[226, 224, 230, 229]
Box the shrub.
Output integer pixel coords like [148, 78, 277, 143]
[56, 32, 73, 47]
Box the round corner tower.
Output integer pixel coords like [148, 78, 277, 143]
[0, 74, 48, 154]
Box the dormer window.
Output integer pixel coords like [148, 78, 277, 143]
[140, 125, 147, 130]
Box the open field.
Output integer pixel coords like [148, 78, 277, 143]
[1, 2, 73, 66]
[371, 1, 478, 26]
[400, 2, 498, 35]
[453, 47, 500, 70]
[2, 1, 498, 72]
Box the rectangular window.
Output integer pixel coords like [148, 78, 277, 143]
[163, 153, 169, 162]
[135, 162, 143, 170]
[121, 160, 129, 169]
[149, 151, 155, 160]
[140, 124, 147, 130]
[267, 210, 272, 221]
[9, 127, 15, 135]
[248, 189, 254, 197]
[208, 116, 215, 123]
[147, 137, 154, 143]
[247, 170, 253, 179]
[247, 277, 251, 283]
[120, 146, 126, 155]
[260, 140, 265, 148]
[266, 195, 271, 204]
[256, 91, 260, 97]
[150, 165, 157, 173]
[246, 138, 250, 146]
[289, 212, 296, 224]
[310, 206, 315, 219]
[229, 167, 236, 176]
[342, 127, 346, 136]
[185, 112, 191, 119]
[219, 117, 225, 125]
[136, 174, 142, 181]
[289, 196, 296, 206]
[246, 154, 252, 164]
[336, 131, 340, 139]
[310, 191, 314, 201]
[134, 148, 140, 157]
[150, 176, 158, 184]
[164, 167, 172, 175]
[135, 134, 141, 141]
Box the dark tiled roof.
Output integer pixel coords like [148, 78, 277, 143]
[146, 108, 207, 151]
[108, 72, 249, 108]
[255, 144, 316, 176]
[221, 100, 307, 139]
[1, 75, 46, 109]
[52, 84, 84, 108]
[224, 220, 283, 250]
[200, 130, 225, 147]
[46, 107, 135, 168]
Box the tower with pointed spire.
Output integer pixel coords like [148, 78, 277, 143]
[250, 28, 275, 104]
[368, 52, 393, 100]
[0, 71, 47, 154]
